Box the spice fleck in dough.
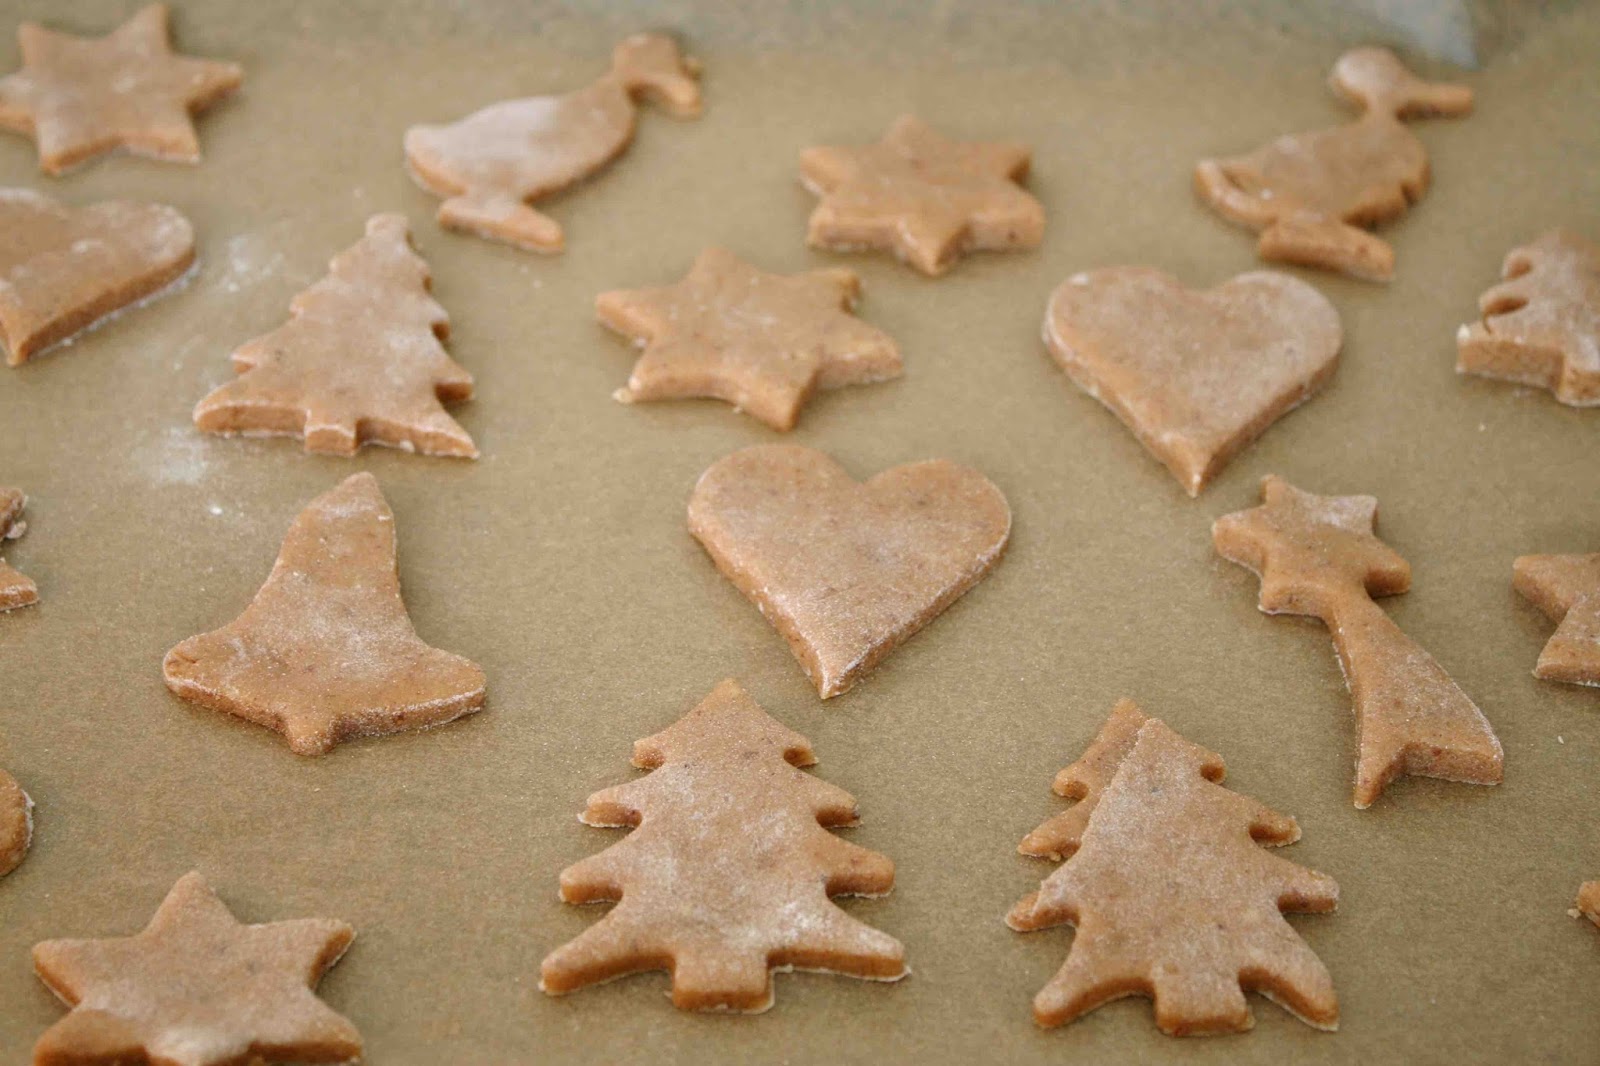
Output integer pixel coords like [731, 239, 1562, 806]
[1009, 710, 1339, 1035]
[1043, 266, 1340, 496]
[800, 115, 1045, 276]
[404, 33, 701, 252]
[0, 3, 241, 175]
[1195, 47, 1471, 281]
[0, 767, 31, 877]
[1456, 229, 1600, 406]
[32, 872, 359, 1066]
[0, 485, 38, 611]
[688, 444, 1010, 698]
[541, 679, 906, 1012]
[193, 214, 477, 458]
[162, 473, 486, 756]
[1214, 475, 1503, 808]
[1512, 552, 1600, 687]
[0, 188, 194, 366]
[598, 246, 902, 430]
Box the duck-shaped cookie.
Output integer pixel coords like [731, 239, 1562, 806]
[1195, 47, 1471, 282]
[404, 33, 701, 253]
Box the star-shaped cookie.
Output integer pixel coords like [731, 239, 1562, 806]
[0, 4, 242, 174]
[799, 115, 1045, 276]
[598, 247, 902, 430]
[1513, 553, 1600, 686]
[32, 872, 361, 1066]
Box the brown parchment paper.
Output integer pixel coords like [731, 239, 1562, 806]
[1, 2, 1598, 1062]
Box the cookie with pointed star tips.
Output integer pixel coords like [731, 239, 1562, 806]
[799, 115, 1045, 276]
[1513, 552, 1600, 686]
[598, 247, 902, 430]
[0, 3, 242, 175]
[0, 188, 195, 366]
[162, 473, 486, 755]
[31, 872, 360, 1065]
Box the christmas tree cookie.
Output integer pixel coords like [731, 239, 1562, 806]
[193, 214, 477, 458]
[1009, 702, 1339, 1034]
[541, 680, 907, 1011]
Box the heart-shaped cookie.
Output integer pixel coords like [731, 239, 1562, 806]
[1043, 267, 1340, 496]
[688, 444, 1010, 698]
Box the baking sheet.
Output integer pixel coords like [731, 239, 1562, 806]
[1, 1, 1598, 1062]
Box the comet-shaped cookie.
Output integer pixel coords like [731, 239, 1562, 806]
[1513, 552, 1600, 687]
[1213, 476, 1502, 808]
[1195, 47, 1471, 282]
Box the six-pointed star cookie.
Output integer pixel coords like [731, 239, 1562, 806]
[32, 872, 361, 1066]
[598, 247, 903, 430]
[0, 3, 242, 174]
[799, 114, 1045, 276]
[1513, 553, 1600, 686]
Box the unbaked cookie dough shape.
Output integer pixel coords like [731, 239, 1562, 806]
[0, 767, 32, 877]
[1578, 882, 1600, 929]
[1214, 475, 1503, 808]
[598, 246, 902, 430]
[1195, 47, 1471, 282]
[688, 444, 1010, 698]
[800, 115, 1046, 276]
[1043, 266, 1340, 496]
[1, 486, 38, 611]
[32, 872, 360, 1066]
[163, 473, 486, 756]
[193, 214, 477, 458]
[0, 188, 194, 366]
[1513, 552, 1600, 686]
[1008, 703, 1339, 1035]
[404, 33, 701, 252]
[1456, 230, 1600, 406]
[540, 679, 907, 1012]
[0, 3, 241, 175]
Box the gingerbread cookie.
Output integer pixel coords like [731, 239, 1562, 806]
[1, 486, 38, 611]
[1195, 47, 1471, 281]
[541, 680, 906, 1011]
[1577, 882, 1600, 929]
[0, 767, 32, 877]
[1043, 267, 1340, 496]
[1513, 552, 1600, 686]
[598, 247, 902, 431]
[1009, 711, 1339, 1034]
[193, 214, 477, 458]
[1214, 475, 1503, 808]
[688, 445, 1010, 698]
[1456, 230, 1600, 406]
[163, 473, 486, 755]
[32, 872, 360, 1065]
[0, 187, 194, 366]
[800, 115, 1045, 276]
[0, 4, 241, 175]
[405, 33, 701, 252]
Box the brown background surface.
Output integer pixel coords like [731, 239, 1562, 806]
[1, 1, 1597, 1062]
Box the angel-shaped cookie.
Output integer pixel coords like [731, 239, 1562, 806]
[1214, 476, 1502, 807]
[404, 33, 701, 252]
[1195, 47, 1471, 282]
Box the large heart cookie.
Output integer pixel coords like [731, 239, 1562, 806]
[688, 445, 1010, 698]
[1043, 267, 1340, 496]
